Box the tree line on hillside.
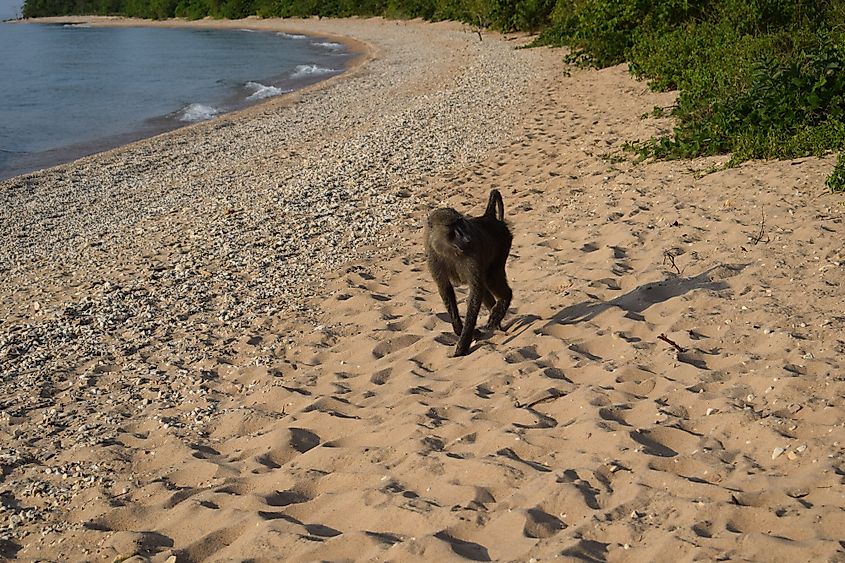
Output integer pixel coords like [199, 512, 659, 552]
[22, 0, 556, 30]
[21, 0, 845, 191]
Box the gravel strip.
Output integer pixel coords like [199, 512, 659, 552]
[0, 18, 556, 542]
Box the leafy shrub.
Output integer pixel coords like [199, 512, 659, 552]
[537, 0, 845, 189]
[828, 153, 845, 193]
[537, 0, 708, 66]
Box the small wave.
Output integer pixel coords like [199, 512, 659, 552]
[277, 32, 307, 39]
[291, 64, 335, 79]
[245, 81, 288, 101]
[64, 23, 91, 28]
[238, 28, 256, 32]
[314, 41, 343, 50]
[178, 103, 219, 122]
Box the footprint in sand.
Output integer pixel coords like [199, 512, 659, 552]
[190, 443, 222, 460]
[434, 332, 458, 347]
[590, 277, 622, 290]
[370, 367, 392, 385]
[523, 507, 567, 538]
[256, 512, 342, 538]
[542, 367, 572, 381]
[560, 539, 609, 561]
[628, 429, 679, 457]
[677, 350, 709, 369]
[102, 531, 174, 559]
[434, 530, 491, 562]
[365, 531, 404, 546]
[249, 427, 322, 473]
[504, 345, 541, 364]
[180, 524, 248, 562]
[263, 487, 312, 507]
[289, 427, 321, 453]
[598, 405, 631, 426]
[372, 334, 421, 359]
[568, 342, 602, 362]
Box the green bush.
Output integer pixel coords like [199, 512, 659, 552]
[828, 153, 845, 193]
[636, 27, 845, 164]
[537, 0, 708, 66]
[535, 0, 845, 188]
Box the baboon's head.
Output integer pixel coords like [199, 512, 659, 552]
[426, 208, 472, 256]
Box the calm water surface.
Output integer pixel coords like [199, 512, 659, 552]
[0, 23, 353, 180]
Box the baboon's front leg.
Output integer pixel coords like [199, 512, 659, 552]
[454, 281, 482, 357]
[436, 278, 463, 336]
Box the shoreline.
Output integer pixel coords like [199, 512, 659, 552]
[1, 16, 373, 182]
[16, 15, 373, 60]
[2, 15, 844, 563]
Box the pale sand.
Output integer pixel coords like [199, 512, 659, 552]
[2, 16, 845, 563]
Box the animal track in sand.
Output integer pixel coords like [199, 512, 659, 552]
[180, 523, 249, 562]
[434, 530, 491, 561]
[590, 277, 622, 290]
[365, 530, 405, 546]
[372, 334, 421, 359]
[385, 318, 413, 331]
[523, 507, 567, 538]
[370, 367, 392, 385]
[102, 531, 174, 559]
[263, 487, 312, 508]
[434, 332, 457, 346]
[504, 346, 541, 363]
[496, 447, 552, 473]
[190, 443, 222, 460]
[541, 367, 572, 381]
[303, 397, 360, 419]
[567, 342, 603, 362]
[598, 405, 632, 427]
[560, 539, 609, 561]
[629, 429, 679, 458]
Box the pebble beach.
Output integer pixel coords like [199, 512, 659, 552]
[1, 15, 844, 562]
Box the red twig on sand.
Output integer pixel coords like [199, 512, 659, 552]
[752, 209, 770, 245]
[658, 333, 686, 353]
[663, 251, 682, 274]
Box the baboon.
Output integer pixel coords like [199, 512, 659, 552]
[425, 189, 513, 357]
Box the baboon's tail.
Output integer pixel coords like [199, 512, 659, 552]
[483, 189, 504, 221]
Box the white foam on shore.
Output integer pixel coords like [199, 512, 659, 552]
[278, 32, 307, 39]
[314, 41, 343, 50]
[178, 103, 219, 122]
[291, 64, 335, 79]
[245, 81, 288, 101]
[64, 23, 91, 28]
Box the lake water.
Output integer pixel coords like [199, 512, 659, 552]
[0, 23, 354, 180]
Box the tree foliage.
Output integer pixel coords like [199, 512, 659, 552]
[22, 0, 555, 26]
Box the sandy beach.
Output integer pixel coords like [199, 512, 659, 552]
[1, 15, 844, 562]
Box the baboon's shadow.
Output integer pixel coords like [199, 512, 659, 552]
[508, 264, 746, 341]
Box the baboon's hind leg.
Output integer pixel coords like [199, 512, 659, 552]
[482, 288, 495, 311]
[485, 269, 512, 330]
